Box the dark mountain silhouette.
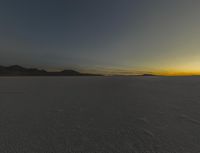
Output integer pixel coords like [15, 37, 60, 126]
[141, 74, 157, 76]
[0, 65, 101, 76]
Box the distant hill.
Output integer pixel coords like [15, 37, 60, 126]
[0, 65, 101, 76]
[141, 74, 157, 76]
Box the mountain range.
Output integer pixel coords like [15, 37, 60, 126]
[0, 65, 101, 76]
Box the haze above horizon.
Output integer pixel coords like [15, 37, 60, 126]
[1, 0, 200, 76]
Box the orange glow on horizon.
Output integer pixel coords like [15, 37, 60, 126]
[84, 67, 200, 76]
[82, 68, 200, 76]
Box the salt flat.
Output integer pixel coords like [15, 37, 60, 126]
[0, 76, 200, 153]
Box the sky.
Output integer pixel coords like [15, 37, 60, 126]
[1, 0, 200, 75]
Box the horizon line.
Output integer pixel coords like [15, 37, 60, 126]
[1, 64, 200, 77]
[2, 64, 200, 76]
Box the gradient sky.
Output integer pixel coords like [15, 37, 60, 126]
[1, 0, 200, 75]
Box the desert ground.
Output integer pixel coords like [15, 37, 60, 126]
[0, 76, 200, 153]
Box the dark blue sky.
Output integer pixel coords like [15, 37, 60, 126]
[1, 0, 200, 74]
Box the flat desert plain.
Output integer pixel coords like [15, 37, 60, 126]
[0, 76, 200, 153]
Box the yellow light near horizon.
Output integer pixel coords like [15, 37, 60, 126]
[81, 54, 200, 76]
[143, 53, 200, 76]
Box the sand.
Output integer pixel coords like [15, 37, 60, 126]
[0, 76, 200, 153]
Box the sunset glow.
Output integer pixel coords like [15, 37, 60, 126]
[1, 0, 200, 75]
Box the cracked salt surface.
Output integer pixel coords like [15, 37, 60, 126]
[0, 76, 200, 153]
